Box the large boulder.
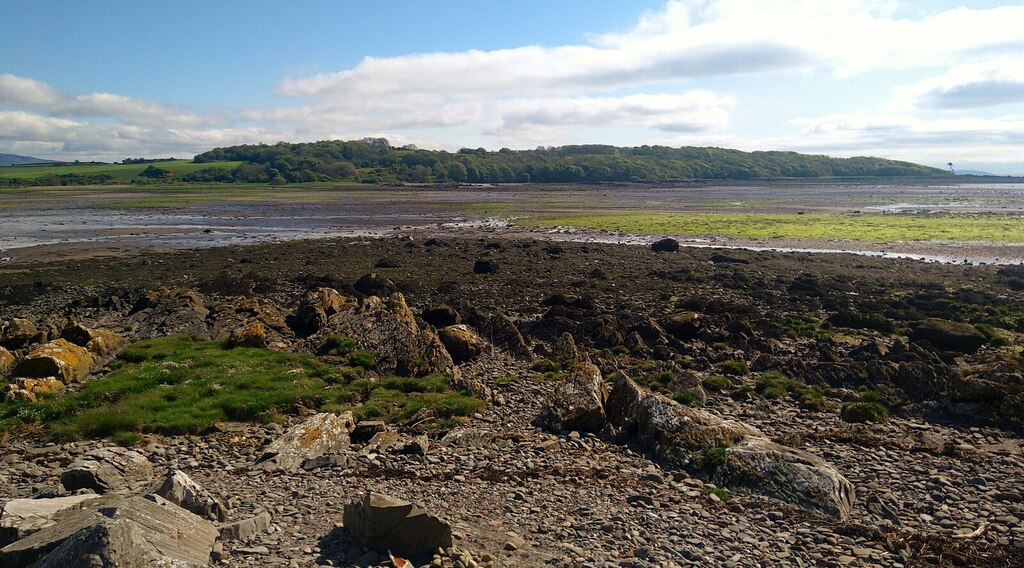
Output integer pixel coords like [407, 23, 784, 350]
[605, 374, 854, 518]
[228, 321, 269, 348]
[13, 339, 94, 384]
[4, 377, 64, 403]
[254, 412, 355, 471]
[1, 318, 37, 349]
[470, 311, 531, 359]
[343, 492, 452, 558]
[438, 325, 488, 363]
[153, 469, 228, 522]
[538, 362, 608, 433]
[217, 511, 272, 542]
[60, 447, 154, 494]
[0, 346, 14, 375]
[321, 294, 456, 377]
[0, 495, 217, 568]
[909, 319, 987, 353]
[354, 272, 397, 297]
[0, 494, 104, 546]
[718, 437, 855, 519]
[58, 324, 124, 356]
[294, 287, 351, 333]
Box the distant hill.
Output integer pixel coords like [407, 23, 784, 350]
[0, 153, 57, 166]
[193, 139, 952, 184]
[956, 169, 996, 176]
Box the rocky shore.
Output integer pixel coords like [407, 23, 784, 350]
[1, 236, 1023, 567]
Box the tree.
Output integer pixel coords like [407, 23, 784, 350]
[446, 162, 468, 183]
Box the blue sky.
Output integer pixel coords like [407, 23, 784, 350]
[2, 0, 1023, 174]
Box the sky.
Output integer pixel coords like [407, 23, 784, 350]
[2, 0, 1024, 174]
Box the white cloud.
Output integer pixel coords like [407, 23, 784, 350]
[895, 59, 1024, 110]
[0, 74, 206, 128]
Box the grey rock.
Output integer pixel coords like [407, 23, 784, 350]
[153, 469, 228, 522]
[60, 446, 154, 494]
[0, 494, 104, 546]
[343, 492, 452, 558]
[217, 511, 272, 541]
[36, 518, 186, 568]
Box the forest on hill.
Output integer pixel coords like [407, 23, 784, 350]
[191, 139, 949, 184]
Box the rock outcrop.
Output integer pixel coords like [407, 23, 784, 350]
[0, 346, 14, 375]
[254, 412, 355, 471]
[58, 323, 124, 356]
[343, 492, 452, 558]
[0, 494, 104, 546]
[294, 287, 351, 333]
[651, 238, 680, 252]
[4, 377, 64, 403]
[1, 318, 37, 349]
[910, 319, 987, 353]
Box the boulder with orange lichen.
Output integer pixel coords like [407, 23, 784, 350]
[13, 339, 94, 384]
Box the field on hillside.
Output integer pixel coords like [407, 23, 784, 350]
[0, 160, 242, 183]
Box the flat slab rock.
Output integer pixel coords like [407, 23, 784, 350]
[343, 492, 452, 558]
[0, 494, 105, 545]
[0, 494, 218, 568]
[254, 412, 355, 470]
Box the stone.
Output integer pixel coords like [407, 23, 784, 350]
[294, 287, 351, 333]
[537, 362, 608, 433]
[13, 339, 94, 384]
[254, 412, 355, 470]
[394, 435, 430, 456]
[217, 511, 272, 541]
[58, 323, 124, 356]
[910, 319, 987, 353]
[422, 304, 460, 328]
[362, 430, 399, 454]
[343, 492, 452, 558]
[35, 518, 170, 568]
[0, 346, 14, 374]
[1, 318, 37, 349]
[60, 446, 154, 494]
[659, 312, 703, 341]
[4, 377, 65, 403]
[0, 494, 104, 546]
[128, 288, 209, 339]
[153, 469, 229, 522]
[438, 324, 488, 363]
[651, 238, 680, 252]
[469, 311, 531, 359]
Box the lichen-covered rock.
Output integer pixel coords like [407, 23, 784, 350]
[60, 447, 154, 494]
[254, 412, 355, 471]
[58, 324, 124, 356]
[229, 321, 269, 348]
[0, 346, 14, 375]
[718, 437, 856, 519]
[294, 287, 351, 333]
[1, 318, 37, 349]
[153, 469, 228, 522]
[4, 377, 64, 403]
[13, 339, 94, 384]
[354, 272, 397, 296]
[438, 324, 487, 363]
[538, 362, 608, 433]
[343, 492, 452, 558]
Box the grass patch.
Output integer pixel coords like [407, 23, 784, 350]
[840, 390, 889, 423]
[799, 387, 827, 411]
[0, 336, 481, 440]
[754, 370, 801, 399]
[0, 160, 242, 183]
[974, 323, 1009, 347]
[530, 359, 561, 373]
[494, 376, 518, 386]
[702, 375, 732, 392]
[702, 486, 732, 502]
[672, 391, 703, 407]
[518, 212, 1024, 244]
[716, 360, 748, 376]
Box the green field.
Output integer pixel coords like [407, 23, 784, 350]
[518, 212, 1024, 243]
[0, 160, 242, 183]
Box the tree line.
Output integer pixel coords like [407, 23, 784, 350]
[190, 139, 949, 184]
